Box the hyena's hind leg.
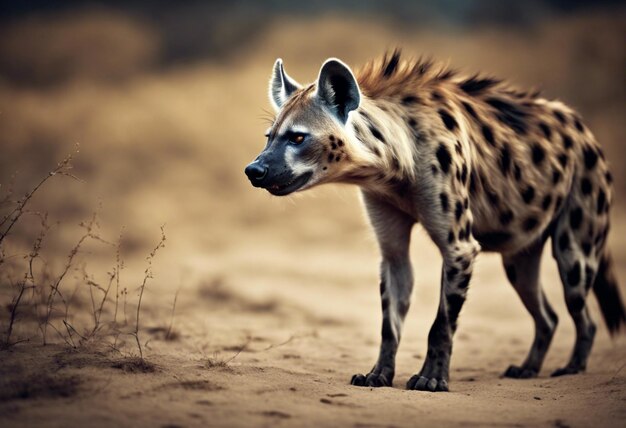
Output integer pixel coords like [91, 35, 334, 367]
[550, 175, 612, 376]
[351, 193, 415, 387]
[502, 239, 558, 379]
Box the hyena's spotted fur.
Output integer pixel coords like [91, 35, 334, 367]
[245, 50, 625, 391]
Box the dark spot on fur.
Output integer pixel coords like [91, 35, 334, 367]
[553, 110, 567, 124]
[562, 134, 573, 149]
[581, 178, 592, 195]
[446, 267, 459, 281]
[439, 109, 458, 131]
[331, 142, 337, 150]
[558, 232, 570, 251]
[555, 196, 563, 210]
[402, 95, 420, 105]
[531, 144, 545, 165]
[461, 101, 479, 120]
[574, 118, 584, 132]
[597, 189, 607, 215]
[337, 139, 344, 147]
[485, 97, 529, 134]
[558, 153, 568, 168]
[481, 124, 496, 146]
[327, 153, 334, 162]
[505, 265, 517, 284]
[447, 294, 465, 329]
[523, 217, 539, 231]
[500, 143, 511, 176]
[455, 141, 463, 155]
[605, 171, 613, 184]
[566, 262, 581, 286]
[436, 144, 452, 174]
[461, 164, 468, 185]
[459, 75, 499, 95]
[440, 193, 449, 212]
[369, 125, 385, 143]
[458, 274, 471, 289]
[583, 147, 598, 170]
[570, 207, 583, 230]
[431, 164, 438, 175]
[541, 195, 552, 211]
[475, 231, 511, 250]
[522, 186, 535, 204]
[448, 230, 454, 243]
[380, 280, 386, 294]
[582, 242, 592, 256]
[381, 297, 389, 311]
[464, 197, 469, 209]
[514, 164, 522, 181]
[335, 153, 342, 162]
[455, 201, 463, 221]
[432, 90, 444, 101]
[499, 209, 514, 226]
[539, 122, 552, 140]
[552, 169, 562, 184]
[329, 135, 335, 142]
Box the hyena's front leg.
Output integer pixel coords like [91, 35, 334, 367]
[407, 213, 480, 392]
[351, 193, 415, 388]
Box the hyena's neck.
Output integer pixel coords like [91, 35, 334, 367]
[345, 96, 418, 185]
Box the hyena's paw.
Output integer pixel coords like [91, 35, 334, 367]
[551, 365, 584, 377]
[350, 371, 392, 388]
[406, 374, 449, 392]
[503, 365, 538, 379]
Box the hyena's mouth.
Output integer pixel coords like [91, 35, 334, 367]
[266, 172, 313, 196]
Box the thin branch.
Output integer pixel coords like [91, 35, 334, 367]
[133, 225, 166, 360]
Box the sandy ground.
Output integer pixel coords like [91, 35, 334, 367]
[1, 7, 625, 428]
[1, 198, 625, 427]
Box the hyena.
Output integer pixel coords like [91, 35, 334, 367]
[244, 50, 625, 391]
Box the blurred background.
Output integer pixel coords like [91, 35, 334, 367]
[1, 3, 626, 425]
[0, 0, 625, 344]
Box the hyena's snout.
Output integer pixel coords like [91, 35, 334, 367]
[244, 160, 268, 187]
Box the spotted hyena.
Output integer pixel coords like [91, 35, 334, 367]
[244, 50, 625, 391]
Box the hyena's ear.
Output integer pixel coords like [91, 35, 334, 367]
[269, 58, 301, 111]
[315, 58, 360, 123]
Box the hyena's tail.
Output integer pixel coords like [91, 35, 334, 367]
[593, 250, 626, 335]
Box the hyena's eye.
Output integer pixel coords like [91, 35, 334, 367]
[286, 132, 307, 145]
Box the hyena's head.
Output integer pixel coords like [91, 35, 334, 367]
[244, 58, 365, 196]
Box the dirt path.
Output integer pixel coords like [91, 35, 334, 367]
[2, 221, 625, 428]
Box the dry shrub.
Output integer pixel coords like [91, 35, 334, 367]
[0, 152, 167, 367]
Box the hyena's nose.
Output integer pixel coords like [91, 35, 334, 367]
[244, 161, 268, 185]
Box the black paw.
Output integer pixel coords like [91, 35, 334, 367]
[503, 365, 538, 379]
[551, 366, 583, 377]
[350, 372, 392, 387]
[406, 374, 448, 392]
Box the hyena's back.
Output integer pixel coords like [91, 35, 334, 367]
[464, 96, 612, 256]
